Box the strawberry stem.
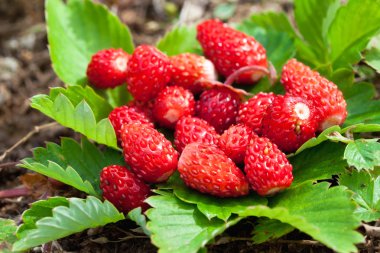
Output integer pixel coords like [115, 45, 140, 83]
[0, 186, 29, 199]
[224, 65, 270, 86]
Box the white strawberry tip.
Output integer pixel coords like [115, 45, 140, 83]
[203, 59, 218, 81]
[164, 109, 181, 123]
[294, 102, 310, 120]
[264, 186, 287, 196]
[114, 56, 128, 72]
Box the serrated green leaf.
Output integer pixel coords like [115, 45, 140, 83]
[128, 208, 151, 236]
[17, 197, 69, 236]
[252, 218, 294, 244]
[327, 0, 380, 68]
[294, 0, 339, 58]
[13, 196, 125, 251]
[290, 142, 347, 187]
[31, 86, 118, 148]
[365, 47, 380, 72]
[103, 85, 133, 108]
[20, 138, 124, 197]
[339, 171, 380, 222]
[157, 26, 201, 56]
[146, 193, 242, 253]
[236, 24, 295, 72]
[239, 182, 363, 253]
[0, 218, 18, 251]
[162, 173, 267, 221]
[46, 0, 134, 85]
[344, 139, 380, 171]
[247, 12, 296, 36]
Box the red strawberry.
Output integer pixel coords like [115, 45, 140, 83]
[108, 105, 154, 140]
[127, 99, 155, 122]
[281, 59, 347, 130]
[197, 19, 268, 85]
[178, 142, 249, 197]
[87, 49, 130, 89]
[237, 92, 276, 135]
[174, 116, 219, 153]
[196, 86, 241, 134]
[121, 123, 178, 183]
[153, 86, 195, 129]
[126, 45, 171, 102]
[244, 136, 293, 196]
[169, 53, 217, 94]
[218, 124, 254, 164]
[261, 95, 318, 153]
[100, 165, 151, 212]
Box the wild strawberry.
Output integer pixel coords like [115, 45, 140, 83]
[178, 142, 249, 197]
[281, 59, 347, 130]
[127, 99, 155, 122]
[126, 45, 171, 102]
[87, 49, 130, 89]
[153, 86, 195, 129]
[174, 116, 219, 153]
[244, 136, 293, 196]
[261, 95, 318, 153]
[237, 92, 276, 135]
[196, 86, 241, 134]
[169, 53, 217, 94]
[108, 105, 154, 140]
[121, 123, 178, 183]
[100, 165, 151, 212]
[197, 19, 268, 85]
[218, 124, 254, 164]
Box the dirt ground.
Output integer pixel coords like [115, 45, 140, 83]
[0, 1, 377, 252]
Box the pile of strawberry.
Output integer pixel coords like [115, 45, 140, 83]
[86, 19, 347, 213]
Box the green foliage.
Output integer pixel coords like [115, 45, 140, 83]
[31, 86, 118, 148]
[46, 0, 134, 85]
[20, 138, 124, 197]
[252, 219, 294, 244]
[365, 47, 380, 73]
[239, 182, 363, 253]
[162, 173, 267, 221]
[157, 26, 202, 56]
[146, 193, 242, 253]
[290, 142, 347, 187]
[0, 218, 18, 252]
[344, 139, 380, 171]
[13, 197, 125, 251]
[339, 171, 380, 222]
[237, 23, 295, 72]
[327, 0, 380, 68]
[128, 208, 151, 236]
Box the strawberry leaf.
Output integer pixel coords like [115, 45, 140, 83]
[46, 0, 134, 85]
[237, 23, 295, 72]
[344, 139, 380, 171]
[128, 208, 151, 236]
[339, 171, 380, 222]
[245, 12, 296, 36]
[31, 86, 118, 148]
[365, 47, 380, 73]
[252, 219, 294, 244]
[12, 196, 125, 252]
[294, 0, 340, 59]
[290, 142, 347, 187]
[156, 26, 202, 56]
[327, 0, 380, 68]
[20, 138, 124, 197]
[16, 197, 69, 236]
[239, 182, 363, 253]
[145, 192, 242, 253]
[0, 218, 18, 252]
[161, 173, 267, 221]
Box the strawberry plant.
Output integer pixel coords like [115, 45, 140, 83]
[1, 0, 380, 252]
